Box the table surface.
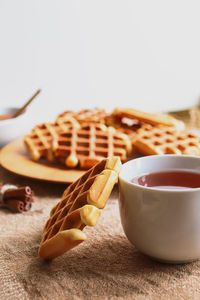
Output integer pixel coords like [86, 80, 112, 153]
[1, 165, 200, 300]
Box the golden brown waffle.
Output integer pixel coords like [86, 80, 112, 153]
[134, 124, 200, 155]
[38, 156, 122, 259]
[24, 117, 80, 161]
[113, 107, 185, 130]
[56, 108, 107, 124]
[52, 123, 132, 169]
[105, 114, 143, 143]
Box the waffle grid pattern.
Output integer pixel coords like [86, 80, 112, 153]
[105, 114, 142, 141]
[24, 118, 79, 161]
[56, 108, 107, 124]
[42, 160, 107, 243]
[135, 125, 200, 155]
[53, 123, 131, 168]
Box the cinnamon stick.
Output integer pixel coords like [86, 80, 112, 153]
[1, 185, 34, 213]
[4, 199, 25, 213]
[3, 186, 33, 200]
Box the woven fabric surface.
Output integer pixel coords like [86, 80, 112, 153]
[1, 166, 200, 300]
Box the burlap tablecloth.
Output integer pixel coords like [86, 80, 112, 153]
[1, 165, 200, 300]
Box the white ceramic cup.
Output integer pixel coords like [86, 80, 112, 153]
[0, 107, 31, 148]
[119, 155, 200, 263]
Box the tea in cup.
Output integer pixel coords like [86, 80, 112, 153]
[119, 155, 200, 263]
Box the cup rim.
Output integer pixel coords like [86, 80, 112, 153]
[119, 154, 200, 193]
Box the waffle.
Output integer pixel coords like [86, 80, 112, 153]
[38, 156, 122, 259]
[113, 107, 185, 130]
[134, 124, 200, 156]
[52, 123, 132, 169]
[56, 108, 107, 124]
[105, 114, 142, 143]
[24, 117, 79, 161]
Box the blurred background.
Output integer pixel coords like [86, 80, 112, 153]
[0, 0, 200, 125]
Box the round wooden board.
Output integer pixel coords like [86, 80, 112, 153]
[0, 139, 85, 183]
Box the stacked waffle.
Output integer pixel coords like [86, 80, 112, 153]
[107, 107, 200, 156]
[24, 108, 131, 169]
[25, 107, 200, 170]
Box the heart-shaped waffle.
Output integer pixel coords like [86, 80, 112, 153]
[134, 124, 200, 156]
[24, 117, 80, 161]
[56, 108, 107, 124]
[52, 123, 132, 169]
[38, 156, 122, 259]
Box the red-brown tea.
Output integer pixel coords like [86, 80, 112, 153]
[132, 170, 200, 189]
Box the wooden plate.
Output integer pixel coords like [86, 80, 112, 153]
[0, 139, 85, 183]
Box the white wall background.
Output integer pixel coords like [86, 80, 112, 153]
[0, 0, 200, 124]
